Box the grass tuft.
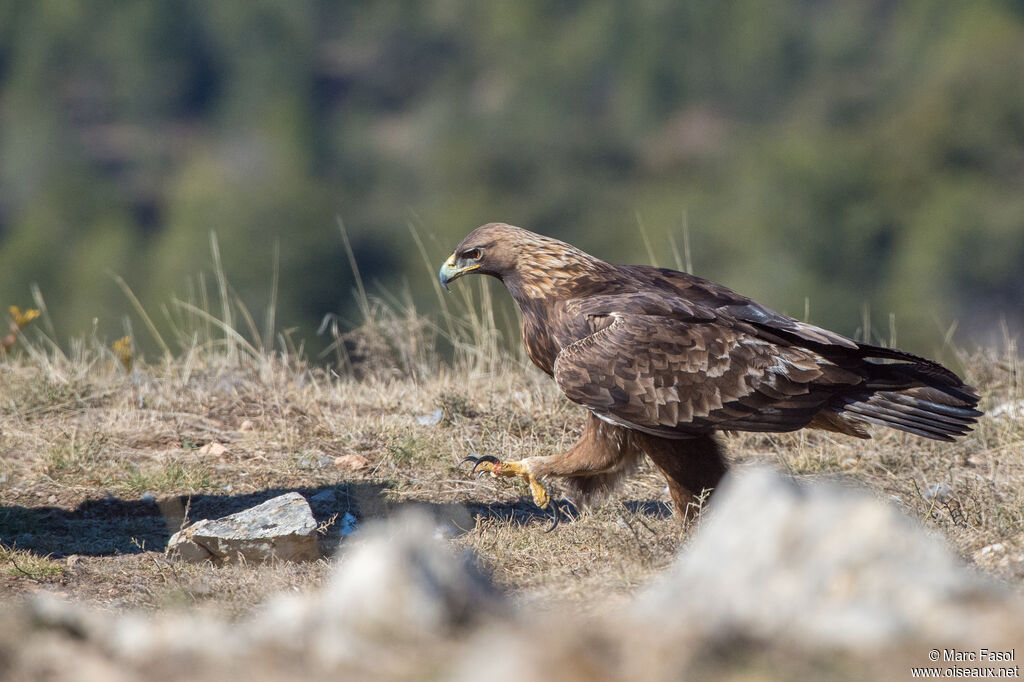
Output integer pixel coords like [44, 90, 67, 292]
[1, 546, 66, 581]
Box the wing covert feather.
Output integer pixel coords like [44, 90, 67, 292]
[553, 313, 860, 437]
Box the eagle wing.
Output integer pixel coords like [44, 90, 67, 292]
[552, 309, 868, 438]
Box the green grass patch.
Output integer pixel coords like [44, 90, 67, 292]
[1, 545, 66, 581]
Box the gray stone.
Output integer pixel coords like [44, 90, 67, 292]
[249, 510, 503, 664]
[634, 467, 1005, 648]
[924, 482, 953, 502]
[416, 408, 443, 426]
[324, 510, 500, 633]
[990, 399, 1024, 419]
[166, 492, 319, 564]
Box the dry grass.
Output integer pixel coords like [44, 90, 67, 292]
[1, 254, 1022, 621]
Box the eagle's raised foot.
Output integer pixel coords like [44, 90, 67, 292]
[459, 455, 552, 512]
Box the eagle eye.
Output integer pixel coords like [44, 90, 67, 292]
[462, 248, 482, 261]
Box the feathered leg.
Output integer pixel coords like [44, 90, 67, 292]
[637, 433, 727, 520]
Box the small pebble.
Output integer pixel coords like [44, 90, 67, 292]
[416, 409, 444, 426]
[924, 483, 953, 503]
[334, 454, 371, 471]
[979, 543, 1006, 557]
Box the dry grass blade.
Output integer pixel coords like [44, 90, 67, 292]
[172, 299, 261, 360]
[209, 232, 238, 365]
[111, 272, 173, 362]
[337, 216, 370, 323]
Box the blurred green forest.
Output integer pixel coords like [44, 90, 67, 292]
[2, 0, 1023, 358]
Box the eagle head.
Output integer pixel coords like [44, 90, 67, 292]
[439, 222, 523, 290]
[440, 222, 604, 298]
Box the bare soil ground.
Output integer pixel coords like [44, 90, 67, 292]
[2, 327, 1022, 623]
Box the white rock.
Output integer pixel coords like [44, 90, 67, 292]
[247, 510, 502, 664]
[167, 492, 319, 564]
[327, 511, 499, 633]
[980, 542, 1007, 557]
[416, 408, 443, 426]
[990, 400, 1024, 419]
[634, 468, 1004, 648]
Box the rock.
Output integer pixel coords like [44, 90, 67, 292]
[416, 408, 443, 426]
[333, 454, 371, 471]
[634, 468, 1006, 648]
[166, 492, 319, 564]
[196, 442, 228, 456]
[990, 399, 1024, 419]
[974, 542, 1009, 570]
[330, 511, 501, 628]
[924, 482, 953, 502]
[979, 542, 1006, 558]
[249, 510, 503, 664]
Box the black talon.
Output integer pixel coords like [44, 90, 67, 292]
[471, 455, 500, 473]
[544, 499, 561, 533]
[458, 455, 501, 475]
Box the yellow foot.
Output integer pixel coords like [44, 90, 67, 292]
[460, 455, 562, 531]
[460, 455, 549, 508]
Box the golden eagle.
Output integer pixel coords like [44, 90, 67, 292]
[440, 223, 981, 527]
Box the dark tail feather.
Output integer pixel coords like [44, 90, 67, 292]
[837, 360, 983, 442]
[772, 333, 982, 442]
[826, 343, 983, 441]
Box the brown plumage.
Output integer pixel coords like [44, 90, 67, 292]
[440, 223, 982, 520]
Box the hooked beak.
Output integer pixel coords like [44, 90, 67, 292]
[439, 253, 480, 291]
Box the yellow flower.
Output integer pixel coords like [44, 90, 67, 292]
[9, 306, 40, 328]
[112, 336, 134, 372]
